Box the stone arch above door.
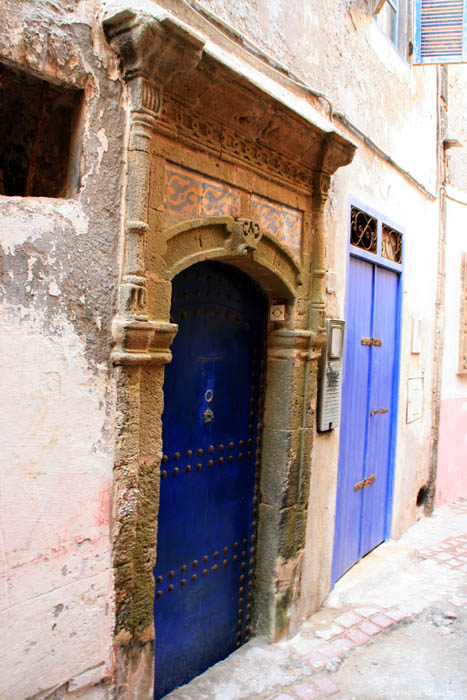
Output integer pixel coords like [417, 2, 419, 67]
[112, 216, 301, 366]
[164, 216, 301, 299]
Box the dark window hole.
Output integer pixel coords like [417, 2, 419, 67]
[0, 63, 82, 197]
[416, 485, 429, 507]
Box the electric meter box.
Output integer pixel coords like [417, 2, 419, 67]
[317, 319, 345, 432]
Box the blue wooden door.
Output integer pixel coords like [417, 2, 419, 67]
[153, 261, 266, 699]
[333, 257, 399, 583]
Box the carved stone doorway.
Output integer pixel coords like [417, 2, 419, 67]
[103, 7, 356, 698]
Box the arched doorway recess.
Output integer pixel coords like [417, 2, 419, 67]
[153, 260, 267, 698]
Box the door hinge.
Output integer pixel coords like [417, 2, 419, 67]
[354, 473, 376, 492]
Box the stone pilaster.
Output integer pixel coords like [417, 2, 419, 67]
[255, 328, 316, 639]
[103, 9, 204, 364]
[311, 133, 357, 334]
[103, 12, 205, 699]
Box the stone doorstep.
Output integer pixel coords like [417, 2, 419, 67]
[325, 541, 419, 609]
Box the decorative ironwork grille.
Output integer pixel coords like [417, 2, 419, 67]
[381, 224, 402, 263]
[350, 206, 377, 253]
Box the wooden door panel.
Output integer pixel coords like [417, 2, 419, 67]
[360, 266, 399, 557]
[332, 257, 373, 583]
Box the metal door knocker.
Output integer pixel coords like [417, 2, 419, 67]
[203, 407, 214, 423]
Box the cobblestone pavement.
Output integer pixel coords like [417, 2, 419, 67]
[166, 500, 467, 700]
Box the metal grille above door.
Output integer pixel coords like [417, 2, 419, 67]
[153, 261, 267, 699]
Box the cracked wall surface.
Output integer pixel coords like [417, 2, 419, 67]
[0, 1, 124, 698]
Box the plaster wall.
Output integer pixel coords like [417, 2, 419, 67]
[446, 66, 467, 194]
[435, 65, 467, 506]
[436, 195, 467, 505]
[191, 0, 438, 192]
[0, 1, 125, 697]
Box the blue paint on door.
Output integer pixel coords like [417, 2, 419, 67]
[333, 256, 400, 584]
[153, 261, 266, 699]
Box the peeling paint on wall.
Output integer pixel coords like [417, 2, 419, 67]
[0, 305, 114, 699]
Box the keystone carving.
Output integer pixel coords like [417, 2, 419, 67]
[227, 219, 263, 255]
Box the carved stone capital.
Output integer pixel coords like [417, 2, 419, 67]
[226, 219, 263, 255]
[103, 9, 204, 117]
[112, 317, 178, 366]
[127, 76, 163, 120]
[318, 132, 357, 176]
[119, 276, 147, 317]
[312, 171, 331, 210]
[268, 329, 315, 360]
[312, 132, 356, 208]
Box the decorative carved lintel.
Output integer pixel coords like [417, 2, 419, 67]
[112, 317, 178, 366]
[226, 219, 263, 255]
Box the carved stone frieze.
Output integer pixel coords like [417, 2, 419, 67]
[156, 97, 316, 194]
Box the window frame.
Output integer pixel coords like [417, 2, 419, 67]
[373, 0, 411, 60]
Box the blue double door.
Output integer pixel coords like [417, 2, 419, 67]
[153, 262, 266, 699]
[333, 256, 400, 583]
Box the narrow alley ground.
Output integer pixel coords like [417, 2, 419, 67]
[166, 500, 467, 700]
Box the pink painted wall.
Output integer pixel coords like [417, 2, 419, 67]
[436, 396, 467, 505]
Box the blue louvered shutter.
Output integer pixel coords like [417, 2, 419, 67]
[414, 0, 467, 64]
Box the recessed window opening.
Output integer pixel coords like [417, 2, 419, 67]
[0, 63, 82, 197]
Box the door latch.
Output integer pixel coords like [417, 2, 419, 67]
[354, 474, 376, 492]
[361, 337, 383, 347]
[370, 408, 389, 416]
[203, 407, 214, 423]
